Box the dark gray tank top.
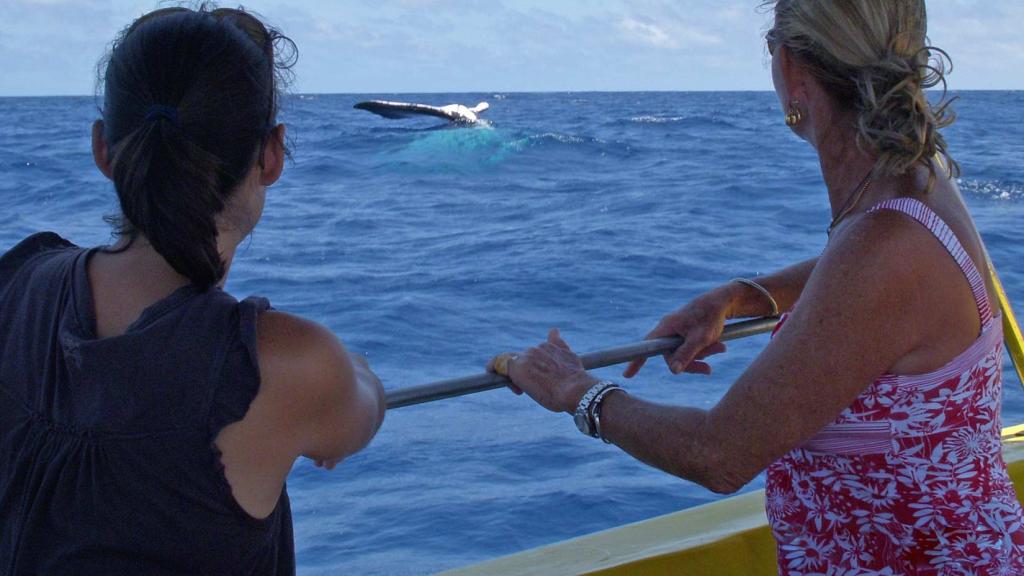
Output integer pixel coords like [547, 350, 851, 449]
[0, 233, 294, 575]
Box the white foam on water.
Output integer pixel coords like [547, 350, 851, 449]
[958, 178, 1024, 201]
[630, 115, 685, 124]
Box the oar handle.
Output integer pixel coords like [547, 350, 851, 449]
[385, 316, 780, 410]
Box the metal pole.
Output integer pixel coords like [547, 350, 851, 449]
[386, 316, 780, 409]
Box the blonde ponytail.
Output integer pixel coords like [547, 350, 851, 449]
[765, 0, 959, 187]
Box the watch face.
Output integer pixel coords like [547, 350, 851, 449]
[574, 411, 591, 435]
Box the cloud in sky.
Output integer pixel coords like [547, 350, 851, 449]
[927, 1, 1024, 90]
[0, 0, 1020, 96]
[620, 19, 680, 49]
[618, 17, 721, 50]
[259, 0, 766, 93]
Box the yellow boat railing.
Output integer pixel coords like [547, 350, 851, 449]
[991, 261, 1024, 387]
[440, 436, 1024, 576]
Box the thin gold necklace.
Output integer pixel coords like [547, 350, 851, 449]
[827, 171, 873, 237]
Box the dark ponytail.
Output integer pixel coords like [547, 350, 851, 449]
[99, 6, 295, 289]
[110, 117, 226, 288]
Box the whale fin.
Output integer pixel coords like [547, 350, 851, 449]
[354, 100, 489, 123]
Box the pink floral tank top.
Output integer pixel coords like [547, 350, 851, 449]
[765, 198, 1024, 575]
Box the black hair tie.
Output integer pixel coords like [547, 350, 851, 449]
[144, 104, 180, 127]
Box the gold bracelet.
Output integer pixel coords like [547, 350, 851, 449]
[731, 277, 780, 316]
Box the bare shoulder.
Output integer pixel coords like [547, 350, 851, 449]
[812, 205, 983, 372]
[255, 310, 385, 460]
[213, 311, 383, 518]
[256, 310, 355, 396]
[825, 203, 981, 299]
[811, 209, 929, 308]
[828, 207, 931, 259]
[780, 208, 945, 373]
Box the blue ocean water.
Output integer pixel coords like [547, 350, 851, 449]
[1, 91, 1022, 575]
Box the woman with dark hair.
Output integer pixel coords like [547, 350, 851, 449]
[492, 0, 1024, 573]
[0, 7, 384, 575]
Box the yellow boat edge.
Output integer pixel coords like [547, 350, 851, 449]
[441, 430, 1024, 576]
[990, 261, 1024, 388]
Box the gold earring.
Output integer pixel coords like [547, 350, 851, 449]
[785, 100, 803, 126]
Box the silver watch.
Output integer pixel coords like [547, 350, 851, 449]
[573, 380, 618, 437]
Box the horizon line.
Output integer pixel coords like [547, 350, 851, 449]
[2, 88, 1022, 99]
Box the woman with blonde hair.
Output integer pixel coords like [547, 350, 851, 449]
[493, 0, 1024, 572]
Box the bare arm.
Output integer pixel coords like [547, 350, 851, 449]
[624, 257, 818, 378]
[502, 214, 939, 494]
[729, 257, 818, 317]
[256, 311, 386, 463]
[214, 311, 386, 517]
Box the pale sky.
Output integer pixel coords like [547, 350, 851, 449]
[1, 0, 1022, 96]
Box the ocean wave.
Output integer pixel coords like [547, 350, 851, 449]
[525, 132, 593, 145]
[497, 132, 610, 158]
[958, 178, 1024, 201]
[625, 114, 748, 131]
[380, 127, 615, 173]
[629, 115, 686, 124]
